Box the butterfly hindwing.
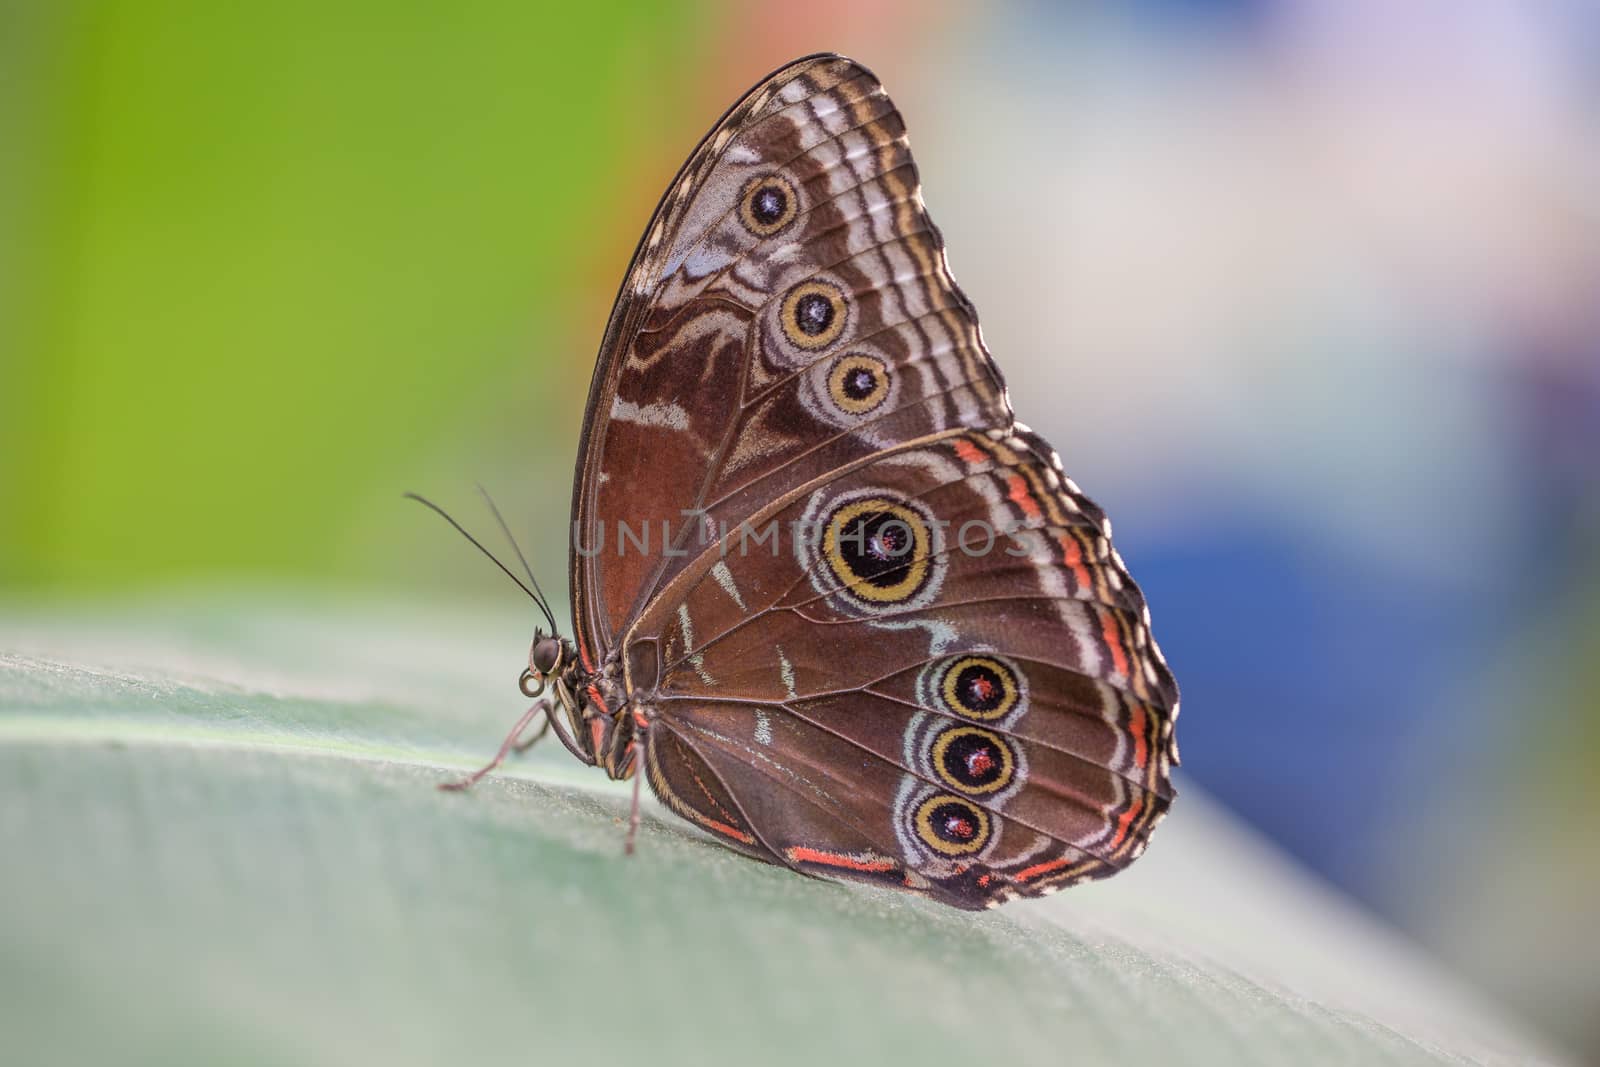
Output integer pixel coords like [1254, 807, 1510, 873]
[641, 430, 1175, 907]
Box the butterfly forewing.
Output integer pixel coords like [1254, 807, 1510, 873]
[565, 54, 1178, 908]
[571, 55, 1008, 664]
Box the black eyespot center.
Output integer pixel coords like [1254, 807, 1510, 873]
[795, 292, 835, 336]
[751, 183, 787, 226]
[958, 664, 1005, 712]
[938, 730, 1006, 790]
[931, 800, 979, 843]
[843, 367, 877, 399]
[838, 510, 915, 587]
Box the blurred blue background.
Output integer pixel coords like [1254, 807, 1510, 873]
[3, 0, 1596, 1057]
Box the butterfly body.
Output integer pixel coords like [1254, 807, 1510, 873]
[505, 54, 1179, 910]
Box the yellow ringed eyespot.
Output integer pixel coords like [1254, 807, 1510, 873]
[739, 173, 798, 236]
[826, 353, 890, 414]
[913, 793, 991, 856]
[781, 280, 847, 350]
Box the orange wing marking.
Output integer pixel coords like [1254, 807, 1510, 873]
[787, 847, 897, 873]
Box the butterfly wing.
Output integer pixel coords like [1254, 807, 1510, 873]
[637, 429, 1177, 908]
[570, 54, 1009, 669]
[568, 54, 1178, 907]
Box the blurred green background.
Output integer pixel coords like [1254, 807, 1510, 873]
[1, 1, 713, 591]
[3, 0, 1597, 1060]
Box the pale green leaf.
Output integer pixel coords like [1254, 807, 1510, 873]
[0, 595, 1566, 1066]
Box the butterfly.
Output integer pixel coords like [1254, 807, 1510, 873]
[422, 53, 1179, 910]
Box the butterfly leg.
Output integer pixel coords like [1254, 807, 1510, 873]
[438, 701, 546, 792]
[512, 716, 551, 755]
[623, 735, 646, 856]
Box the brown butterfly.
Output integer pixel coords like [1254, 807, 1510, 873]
[425, 53, 1179, 910]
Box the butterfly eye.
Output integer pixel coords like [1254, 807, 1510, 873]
[530, 637, 563, 676]
[780, 280, 847, 350]
[826, 353, 890, 414]
[519, 669, 545, 699]
[739, 174, 797, 236]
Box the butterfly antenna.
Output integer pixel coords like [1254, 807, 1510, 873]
[474, 483, 560, 636]
[403, 492, 544, 608]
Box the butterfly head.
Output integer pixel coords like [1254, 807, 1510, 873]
[519, 627, 604, 769]
[519, 629, 568, 698]
[531, 630, 564, 675]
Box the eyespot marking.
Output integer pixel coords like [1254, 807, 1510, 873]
[822, 496, 932, 605]
[781, 280, 847, 350]
[827, 353, 890, 414]
[930, 725, 1016, 795]
[913, 793, 991, 856]
[739, 173, 798, 236]
[938, 656, 1021, 722]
